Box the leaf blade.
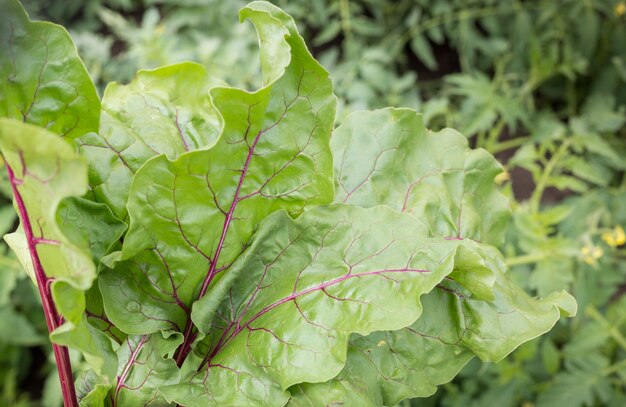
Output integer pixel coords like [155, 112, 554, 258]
[98, 3, 337, 340]
[162, 205, 477, 406]
[0, 118, 117, 379]
[0, 0, 99, 137]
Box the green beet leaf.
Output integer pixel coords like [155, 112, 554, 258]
[288, 289, 476, 407]
[289, 248, 575, 406]
[0, 118, 94, 319]
[79, 332, 182, 406]
[333, 108, 509, 246]
[0, 0, 100, 138]
[0, 2, 579, 406]
[77, 62, 223, 218]
[286, 109, 575, 406]
[98, 2, 336, 340]
[0, 118, 117, 379]
[160, 205, 498, 406]
[58, 197, 127, 265]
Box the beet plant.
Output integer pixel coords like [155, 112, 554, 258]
[0, 1, 576, 406]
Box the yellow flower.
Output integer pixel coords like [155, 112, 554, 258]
[581, 245, 604, 265]
[616, 2, 626, 16]
[602, 225, 625, 247]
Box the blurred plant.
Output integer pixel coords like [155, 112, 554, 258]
[19, 0, 626, 120]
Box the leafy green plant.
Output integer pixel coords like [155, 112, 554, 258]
[0, 1, 577, 406]
[420, 187, 626, 407]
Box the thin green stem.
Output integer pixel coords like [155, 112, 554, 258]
[485, 119, 507, 152]
[476, 130, 486, 149]
[490, 136, 531, 154]
[586, 305, 626, 352]
[603, 359, 626, 377]
[339, 0, 352, 44]
[505, 252, 546, 267]
[528, 139, 571, 214]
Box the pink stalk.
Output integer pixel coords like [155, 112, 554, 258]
[173, 130, 263, 367]
[5, 163, 78, 407]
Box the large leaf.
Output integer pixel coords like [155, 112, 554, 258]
[289, 263, 575, 406]
[98, 2, 336, 340]
[0, 119, 94, 320]
[77, 62, 223, 218]
[285, 109, 575, 406]
[0, 118, 116, 378]
[287, 289, 475, 407]
[333, 108, 509, 246]
[0, 0, 99, 137]
[160, 205, 490, 406]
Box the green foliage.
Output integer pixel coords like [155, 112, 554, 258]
[0, 1, 581, 406]
[1, 0, 625, 406]
[0, 0, 100, 137]
[332, 108, 509, 245]
[78, 62, 223, 218]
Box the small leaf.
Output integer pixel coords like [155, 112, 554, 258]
[536, 370, 601, 407]
[568, 157, 610, 187]
[313, 20, 341, 45]
[411, 34, 438, 70]
[579, 93, 625, 133]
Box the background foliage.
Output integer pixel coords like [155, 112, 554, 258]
[2, 0, 625, 405]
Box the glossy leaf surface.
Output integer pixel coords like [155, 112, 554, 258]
[285, 109, 575, 406]
[77, 62, 222, 218]
[0, 118, 116, 378]
[98, 2, 336, 336]
[80, 333, 182, 407]
[333, 108, 509, 245]
[162, 205, 485, 406]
